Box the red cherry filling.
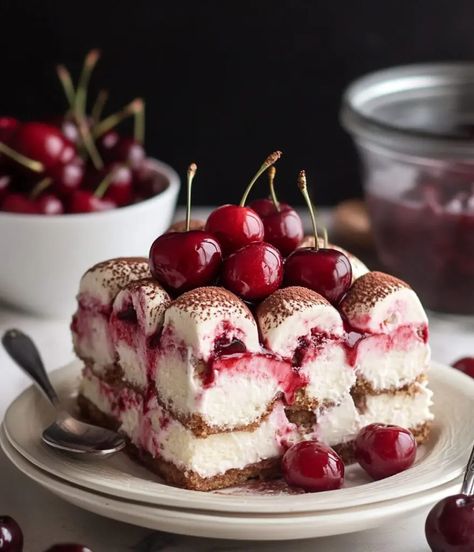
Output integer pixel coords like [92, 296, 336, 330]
[0, 515, 23, 552]
[221, 242, 283, 301]
[452, 357, 474, 379]
[281, 440, 344, 492]
[425, 494, 474, 552]
[285, 247, 352, 304]
[354, 423, 417, 480]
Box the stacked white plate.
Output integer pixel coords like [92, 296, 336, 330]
[1, 361, 472, 541]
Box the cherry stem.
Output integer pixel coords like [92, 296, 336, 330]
[91, 89, 109, 123]
[297, 170, 319, 251]
[93, 98, 144, 138]
[77, 118, 104, 170]
[56, 65, 76, 109]
[0, 142, 44, 173]
[134, 100, 145, 144]
[239, 150, 282, 207]
[75, 49, 101, 118]
[322, 227, 328, 248]
[94, 165, 122, 198]
[29, 177, 53, 200]
[268, 166, 280, 212]
[186, 163, 197, 232]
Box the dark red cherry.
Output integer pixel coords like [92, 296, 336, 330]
[452, 357, 474, 379]
[132, 166, 168, 198]
[149, 230, 222, 294]
[0, 515, 23, 551]
[97, 130, 120, 158]
[50, 157, 84, 197]
[44, 545, 93, 552]
[355, 423, 417, 480]
[68, 190, 115, 214]
[205, 204, 264, 254]
[249, 198, 304, 257]
[0, 118, 19, 144]
[49, 116, 81, 144]
[10, 122, 76, 173]
[94, 164, 133, 207]
[221, 242, 283, 301]
[281, 440, 344, 492]
[285, 247, 352, 304]
[425, 494, 474, 552]
[0, 173, 12, 203]
[35, 194, 64, 215]
[1, 193, 38, 214]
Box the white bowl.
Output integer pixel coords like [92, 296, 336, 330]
[0, 158, 180, 318]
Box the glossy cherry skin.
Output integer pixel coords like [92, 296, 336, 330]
[0, 515, 23, 552]
[95, 164, 133, 207]
[149, 230, 222, 294]
[44, 545, 93, 552]
[205, 204, 264, 254]
[68, 190, 115, 214]
[452, 357, 474, 379]
[35, 194, 64, 215]
[425, 494, 474, 552]
[10, 122, 76, 173]
[284, 247, 352, 304]
[1, 193, 38, 214]
[249, 198, 304, 257]
[281, 440, 344, 492]
[354, 423, 417, 480]
[50, 157, 84, 197]
[221, 242, 283, 301]
[0, 117, 19, 144]
[97, 130, 120, 158]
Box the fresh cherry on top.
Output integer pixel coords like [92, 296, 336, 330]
[205, 151, 282, 254]
[284, 170, 352, 304]
[221, 241, 283, 301]
[150, 163, 222, 293]
[249, 166, 303, 257]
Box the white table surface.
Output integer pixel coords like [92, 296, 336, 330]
[1, 208, 473, 552]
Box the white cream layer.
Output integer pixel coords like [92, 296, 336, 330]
[359, 382, 434, 429]
[355, 333, 430, 390]
[73, 311, 115, 371]
[155, 350, 283, 429]
[302, 343, 355, 404]
[313, 394, 360, 446]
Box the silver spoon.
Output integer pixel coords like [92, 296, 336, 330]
[2, 329, 125, 457]
[461, 441, 474, 496]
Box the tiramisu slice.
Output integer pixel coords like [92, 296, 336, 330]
[156, 286, 301, 435]
[340, 271, 433, 442]
[71, 257, 150, 377]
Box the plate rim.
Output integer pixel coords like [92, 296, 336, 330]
[0, 426, 461, 541]
[3, 359, 473, 514]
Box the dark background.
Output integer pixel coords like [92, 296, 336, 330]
[1, 0, 474, 206]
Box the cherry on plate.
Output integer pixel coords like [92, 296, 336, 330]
[281, 440, 344, 492]
[354, 423, 417, 480]
[221, 242, 283, 301]
[452, 357, 474, 379]
[0, 515, 23, 552]
[425, 494, 474, 552]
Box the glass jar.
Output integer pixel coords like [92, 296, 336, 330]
[341, 63, 474, 314]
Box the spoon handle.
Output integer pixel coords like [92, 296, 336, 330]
[2, 329, 59, 408]
[461, 442, 474, 496]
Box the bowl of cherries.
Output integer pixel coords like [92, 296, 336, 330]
[0, 51, 179, 317]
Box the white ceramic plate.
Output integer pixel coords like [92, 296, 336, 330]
[0, 427, 460, 541]
[3, 360, 473, 515]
